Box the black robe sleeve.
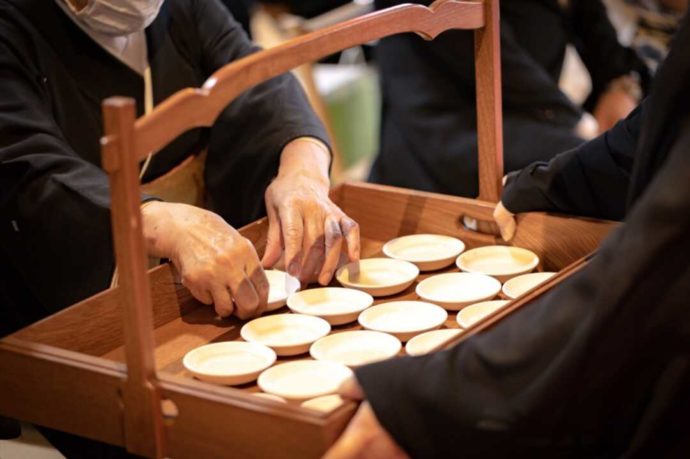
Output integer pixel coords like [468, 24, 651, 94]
[193, 0, 330, 225]
[0, 36, 118, 311]
[500, 100, 644, 221]
[355, 116, 690, 457]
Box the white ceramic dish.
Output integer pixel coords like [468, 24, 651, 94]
[456, 246, 539, 282]
[240, 314, 331, 356]
[182, 341, 276, 386]
[287, 288, 374, 325]
[336, 258, 420, 297]
[301, 395, 346, 413]
[415, 272, 501, 311]
[265, 270, 301, 311]
[309, 330, 401, 367]
[358, 301, 448, 342]
[456, 300, 510, 329]
[502, 272, 557, 299]
[405, 329, 463, 356]
[258, 360, 353, 401]
[252, 392, 287, 403]
[382, 234, 466, 271]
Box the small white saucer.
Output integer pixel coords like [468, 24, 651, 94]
[252, 392, 287, 403]
[336, 258, 419, 297]
[456, 300, 510, 329]
[456, 245, 539, 282]
[415, 272, 501, 310]
[502, 272, 557, 299]
[301, 394, 346, 413]
[358, 301, 448, 342]
[183, 341, 276, 386]
[287, 288, 374, 325]
[405, 329, 463, 356]
[309, 330, 401, 367]
[258, 360, 353, 401]
[382, 234, 466, 271]
[265, 270, 301, 311]
[240, 314, 331, 356]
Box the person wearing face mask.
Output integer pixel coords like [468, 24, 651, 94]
[0, 0, 360, 344]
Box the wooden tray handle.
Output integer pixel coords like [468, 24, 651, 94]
[100, 1, 502, 456]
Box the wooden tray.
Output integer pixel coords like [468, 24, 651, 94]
[0, 1, 616, 457]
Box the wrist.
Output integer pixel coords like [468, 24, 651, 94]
[277, 137, 331, 188]
[141, 201, 176, 258]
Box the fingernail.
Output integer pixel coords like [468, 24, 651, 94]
[288, 260, 301, 277]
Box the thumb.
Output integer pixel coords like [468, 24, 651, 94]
[261, 206, 283, 268]
[494, 201, 517, 242]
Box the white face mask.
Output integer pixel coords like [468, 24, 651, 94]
[65, 0, 164, 36]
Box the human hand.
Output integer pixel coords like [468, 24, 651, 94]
[493, 201, 516, 242]
[141, 201, 268, 319]
[324, 377, 409, 459]
[262, 138, 360, 285]
[593, 77, 639, 134]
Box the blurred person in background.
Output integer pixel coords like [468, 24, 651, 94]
[369, 0, 651, 198]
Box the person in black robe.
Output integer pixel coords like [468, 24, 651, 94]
[325, 9, 690, 459]
[0, 0, 360, 338]
[369, 0, 650, 198]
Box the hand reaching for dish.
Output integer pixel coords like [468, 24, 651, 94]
[324, 377, 409, 459]
[494, 201, 516, 242]
[262, 138, 360, 286]
[141, 201, 269, 319]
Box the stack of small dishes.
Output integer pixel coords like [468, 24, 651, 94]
[336, 258, 419, 297]
[456, 245, 539, 283]
[241, 314, 330, 356]
[456, 300, 510, 329]
[405, 329, 463, 356]
[182, 341, 276, 386]
[502, 272, 557, 299]
[257, 360, 353, 401]
[358, 301, 447, 342]
[382, 234, 465, 271]
[264, 269, 301, 311]
[310, 330, 401, 367]
[416, 272, 501, 310]
[287, 288, 373, 325]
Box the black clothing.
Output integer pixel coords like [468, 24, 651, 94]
[219, 0, 253, 36]
[369, 0, 648, 197]
[356, 12, 690, 458]
[0, 0, 326, 337]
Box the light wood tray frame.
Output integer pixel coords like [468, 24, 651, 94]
[0, 1, 616, 457]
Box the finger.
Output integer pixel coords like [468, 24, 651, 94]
[181, 278, 213, 305]
[279, 206, 304, 278]
[318, 216, 344, 286]
[247, 260, 269, 317]
[338, 376, 365, 400]
[261, 205, 283, 269]
[209, 284, 234, 318]
[300, 214, 326, 284]
[493, 202, 517, 242]
[339, 216, 360, 261]
[228, 269, 261, 320]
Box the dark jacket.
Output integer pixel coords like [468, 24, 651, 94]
[0, 0, 326, 336]
[356, 11, 690, 457]
[369, 0, 649, 197]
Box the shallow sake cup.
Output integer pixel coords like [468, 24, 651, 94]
[258, 360, 353, 401]
[382, 234, 465, 271]
[287, 288, 374, 325]
[456, 300, 511, 329]
[183, 341, 276, 386]
[336, 258, 420, 297]
[415, 272, 501, 311]
[309, 330, 401, 367]
[405, 329, 464, 356]
[265, 269, 301, 311]
[456, 246, 539, 282]
[358, 301, 448, 342]
[502, 272, 557, 299]
[240, 314, 331, 356]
